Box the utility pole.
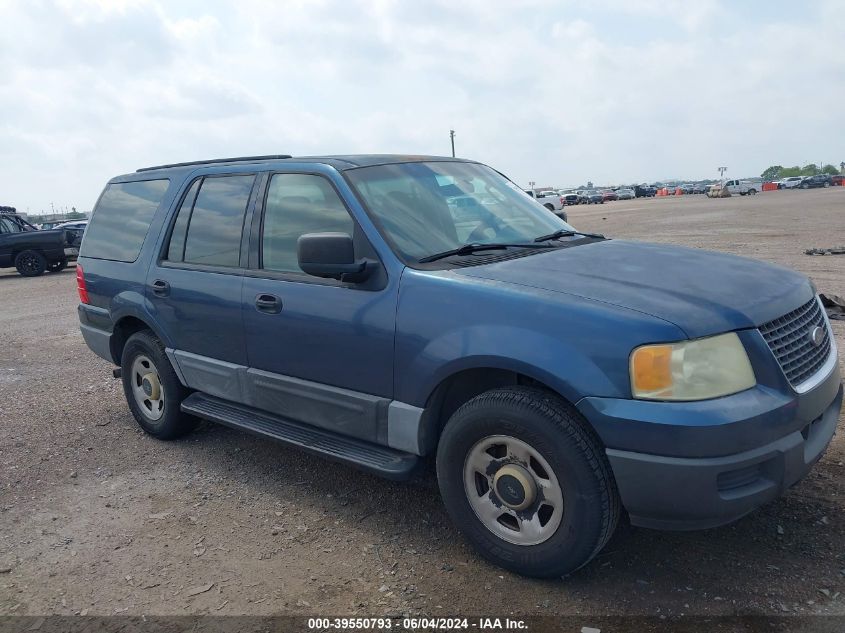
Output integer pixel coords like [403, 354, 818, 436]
[449, 129, 456, 158]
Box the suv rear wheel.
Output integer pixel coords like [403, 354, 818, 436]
[15, 250, 47, 277]
[121, 330, 197, 440]
[436, 387, 619, 578]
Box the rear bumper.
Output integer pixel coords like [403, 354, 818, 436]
[578, 358, 842, 530]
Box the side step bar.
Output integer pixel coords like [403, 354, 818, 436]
[181, 392, 420, 480]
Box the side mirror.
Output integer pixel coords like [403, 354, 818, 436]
[297, 232, 371, 282]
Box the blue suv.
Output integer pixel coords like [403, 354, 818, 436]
[78, 155, 842, 578]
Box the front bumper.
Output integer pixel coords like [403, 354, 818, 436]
[578, 357, 842, 530]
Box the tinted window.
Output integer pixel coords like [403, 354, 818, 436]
[0, 217, 21, 233]
[166, 179, 200, 262]
[183, 175, 254, 267]
[262, 174, 354, 273]
[81, 179, 169, 261]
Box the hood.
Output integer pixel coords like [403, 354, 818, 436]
[457, 240, 813, 338]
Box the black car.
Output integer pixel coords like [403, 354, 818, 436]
[0, 208, 80, 276]
[580, 190, 604, 204]
[799, 174, 831, 189]
[634, 185, 656, 198]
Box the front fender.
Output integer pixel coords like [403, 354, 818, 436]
[394, 269, 686, 408]
[403, 325, 618, 406]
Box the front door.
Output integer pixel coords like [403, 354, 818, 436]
[241, 171, 397, 443]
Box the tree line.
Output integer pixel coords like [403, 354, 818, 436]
[761, 163, 841, 180]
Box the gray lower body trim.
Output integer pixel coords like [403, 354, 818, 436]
[80, 324, 113, 364]
[245, 367, 387, 442]
[166, 349, 422, 450]
[387, 401, 425, 455]
[171, 350, 247, 401]
[164, 348, 189, 387]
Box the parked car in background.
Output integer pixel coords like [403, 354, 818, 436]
[691, 183, 708, 194]
[634, 185, 656, 198]
[781, 176, 803, 189]
[0, 208, 81, 276]
[601, 190, 618, 202]
[615, 188, 634, 200]
[54, 220, 89, 231]
[580, 190, 604, 204]
[831, 175, 844, 186]
[799, 174, 831, 189]
[561, 193, 580, 206]
[535, 191, 567, 213]
[723, 180, 757, 196]
[35, 220, 64, 230]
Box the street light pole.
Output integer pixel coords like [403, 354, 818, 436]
[449, 129, 456, 158]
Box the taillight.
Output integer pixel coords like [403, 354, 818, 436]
[560, 197, 565, 205]
[76, 265, 89, 304]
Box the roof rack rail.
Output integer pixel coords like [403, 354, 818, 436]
[136, 154, 293, 173]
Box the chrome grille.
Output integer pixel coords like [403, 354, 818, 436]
[759, 297, 832, 388]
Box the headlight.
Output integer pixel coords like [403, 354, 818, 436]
[630, 332, 756, 401]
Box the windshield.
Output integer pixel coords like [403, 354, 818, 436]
[346, 161, 574, 263]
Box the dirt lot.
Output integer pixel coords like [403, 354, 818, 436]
[1, 187, 844, 619]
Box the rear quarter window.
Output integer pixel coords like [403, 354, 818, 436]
[81, 179, 170, 262]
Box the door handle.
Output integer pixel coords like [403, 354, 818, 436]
[150, 279, 170, 296]
[255, 293, 282, 314]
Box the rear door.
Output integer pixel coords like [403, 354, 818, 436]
[146, 172, 259, 400]
[240, 171, 396, 443]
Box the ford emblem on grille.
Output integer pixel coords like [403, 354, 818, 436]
[809, 326, 825, 347]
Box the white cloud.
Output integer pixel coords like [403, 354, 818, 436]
[0, 0, 843, 213]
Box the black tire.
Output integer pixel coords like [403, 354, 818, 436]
[47, 257, 68, 273]
[544, 203, 555, 211]
[436, 386, 619, 578]
[824, 182, 830, 188]
[801, 183, 808, 189]
[121, 330, 197, 440]
[14, 250, 47, 277]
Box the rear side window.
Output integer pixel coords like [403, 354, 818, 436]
[0, 217, 22, 233]
[81, 179, 169, 262]
[167, 179, 200, 262]
[167, 175, 254, 267]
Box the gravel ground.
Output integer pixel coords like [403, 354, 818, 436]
[0, 187, 843, 618]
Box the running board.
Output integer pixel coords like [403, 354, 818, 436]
[181, 392, 420, 480]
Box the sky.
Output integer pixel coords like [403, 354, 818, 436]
[1, 0, 843, 215]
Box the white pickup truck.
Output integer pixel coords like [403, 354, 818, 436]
[723, 179, 758, 196]
[525, 190, 569, 221]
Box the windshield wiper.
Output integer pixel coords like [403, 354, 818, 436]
[418, 242, 553, 263]
[533, 229, 605, 243]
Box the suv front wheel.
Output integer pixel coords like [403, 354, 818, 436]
[121, 330, 197, 440]
[436, 387, 619, 578]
